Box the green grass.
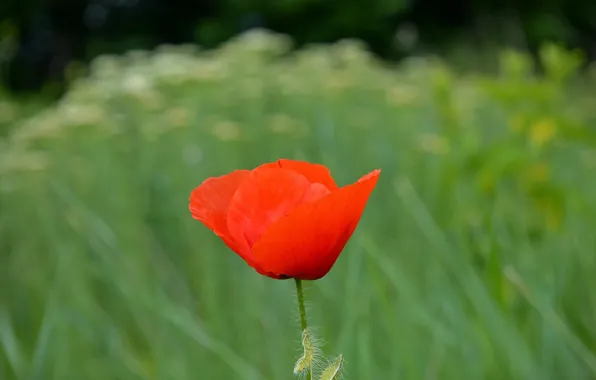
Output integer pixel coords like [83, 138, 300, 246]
[2, 30, 596, 379]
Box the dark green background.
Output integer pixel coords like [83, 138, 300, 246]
[1, 0, 596, 93]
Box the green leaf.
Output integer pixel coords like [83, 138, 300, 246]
[293, 329, 315, 375]
[319, 354, 344, 380]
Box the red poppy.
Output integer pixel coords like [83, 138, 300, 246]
[189, 159, 380, 280]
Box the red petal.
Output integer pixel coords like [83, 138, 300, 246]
[251, 169, 380, 280]
[226, 167, 313, 250]
[259, 159, 339, 190]
[302, 182, 331, 203]
[189, 170, 251, 258]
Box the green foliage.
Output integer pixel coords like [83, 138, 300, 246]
[0, 92, 46, 139]
[2, 30, 596, 379]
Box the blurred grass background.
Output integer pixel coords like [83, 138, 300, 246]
[2, 30, 596, 379]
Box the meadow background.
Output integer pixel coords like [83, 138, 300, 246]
[2, 4, 596, 380]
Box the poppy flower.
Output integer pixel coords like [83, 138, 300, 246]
[189, 159, 380, 280]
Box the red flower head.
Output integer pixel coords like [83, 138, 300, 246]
[189, 159, 380, 280]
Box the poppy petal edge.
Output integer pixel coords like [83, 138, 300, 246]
[189, 169, 251, 258]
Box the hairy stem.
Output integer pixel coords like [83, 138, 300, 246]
[295, 278, 311, 380]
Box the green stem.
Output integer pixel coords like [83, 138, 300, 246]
[295, 279, 308, 331]
[294, 278, 311, 380]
